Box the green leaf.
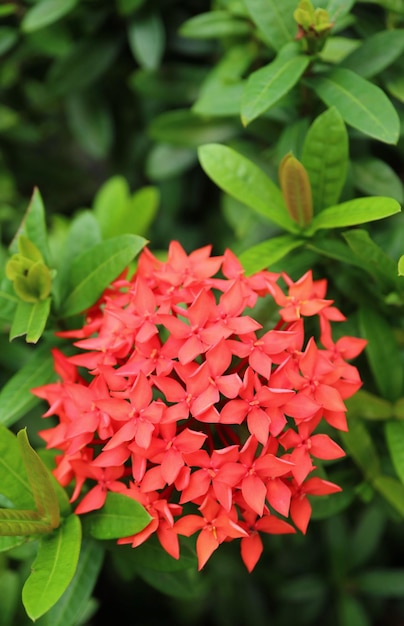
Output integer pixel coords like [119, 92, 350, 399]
[244, 0, 297, 49]
[179, 11, 251, 39]
[0, 424, 34, 509]
[399, 255, 404, 277]
[306, 68, 400, 144]
[307, 197, 401, 234]
[136, 566, 206, 600]
[149, 110, 239, 147]
[66, 93, 113, 159]
[0, 570, 19, 626]
[241, 49, 310, 126]
[0, 535, 26, 552]
[351, 158, 404, 204]
[22, 514, 82, 621]
[345, 390, 393, 421]
[17, 430, 60, 529]
[357, 568, 404, 596]
[146, 144, 197, 181]
[350, 504, 386, 569]
[341, 30, 404, 79]
[38, 539, 104, 626]
[0, 26, 18, 56]
[339, 419, 380, 480]
[82, 492, 151, 540]
[338, 594, 371, 626]
[239, 235, 304, 274]
[62, 234, 146, 317]
[343, 229, 400, 292]
[301, 107, 348, 212]
[21, 0, 78, 32]
[124, 536, 197, 572]
[386, 421, 404, 485]
[117, 0, 145, 15]
[373, 476, 404, 516]
[128, 10, 165, 70]
[0, 509, 52, 536]
[309, 486, 355, 520]
[93, 176, 130, 237]
[198, 144, 298, 232]
[0, 286, 18, 323]
[126, 186, 159, 237]
[359, 307, 404, 401]
[10, 188, 50, 265]
[9, 297, 51, 343]
[0, 342, 55, 428]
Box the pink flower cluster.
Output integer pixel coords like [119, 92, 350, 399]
[32, 242, 365, 571]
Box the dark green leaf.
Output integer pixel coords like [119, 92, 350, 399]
[38, 539, 104, 626]
[129, 536, 197, 572]
[66, 93, 113, 159]
[301, 107, 348, 212]
[338, 594, 371, 626]
[306, 68, 400, 144]
[386, 421, 404, 485]
[0, 570, 19, 626]
[9, 297, 51, 344]
[22, 0, 78, 32]
[0, 27, 18, 55]
[179, 11, 251, 39]
[350, 504, 386, 569]
[307, 197, 401, 234]
[343, 229, 400, 292]
[341, 30, 404, 78]
[244, 0, 297, 49]
[239, 235, 304, 274]
[22, 514, 82, 621]
[136, 566, 206, 600]
[62, 234, 146, 317]
[116, 0, 145, 14]
[359, 306, 404, 401]
[146, 144, 197, 180]
[351, 158, 403, 204]
[357, 569, 404, 596]
[241, 48, 310, 125]
[128, 11, 165, 70]
[198, 143, 298, 232]
[339, 419, 380, 480]
[149, 110, 239, 147]
[82, 492, 151, 540]
[0, 342, 55, 428]
[373, 475, 404, 516]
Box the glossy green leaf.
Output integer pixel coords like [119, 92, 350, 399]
[359, 307, 404, 401]
[399, 255, 404, 277]
[357, 568, 404, 596]
[62, 234, 146, 317]
[341, 30, 404, 78]
[149, 110, 239, 147]
[22, 514, 82, 621]
[306, 68, 400, 144]
[9, 297, 51, 343]
[345, 390, 393, 421]
[38, 539, 104, 626]
[343, 229, 400, 292]
[17, 430, 60, 528]
[0, 343, 55, 428]
[244, 0, 297, 49]
[10, 188, 50, 265]
[240, 235, 303, 274]
[0, 425, 33, 509]
[386, 421, 404, 485]
[339, 419, 380, 480]
[128, 11, 165, 70]
[198, 144, 297, 232]
[307, 197, 401, 234]
[301, 107, 348, 212]
[241, 50, 310, 126]
[22, 0, 78, 32]
[351, 158, 403, 204]
[82, 492, 151, 540]
[179, 11, 251, 39]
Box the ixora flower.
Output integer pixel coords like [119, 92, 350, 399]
[32, 241, 366, 572]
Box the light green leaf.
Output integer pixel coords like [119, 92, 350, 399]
[0, 342, 55, 428]
[341, 30, 404, 78]
[399, 255, 404, 276]
[386, 421, 404, 485]
[301, 107, 348, 212]
[82, 492, 151, 540]
[326, 0, 356, 22]
[38, 539, 104, 626]
[0, 425, 34, 509]
[17, 430, 60, 529]
[128, 11, 165, 70]
[62, 234, 146, 317]
[340, 419, 380, 481]
[22, 0, 78, 32]
[244, 0, 297, 49]
[93, 176, 130, 238]
[198, 143, 297, 232]
[126, 187, 159, 237]
[351, 158, 404, 204]
[0, 535, 26, 552]
[239, 235, 304, 274]
[359, 307, 404, 401]
[179, 11, 251, 39]
[9, 297, 51, 343]
[10, 188, 51, 265]
[22, 514, 82, 621]
[149, 110, 239, 147]
[307, 197, 401, 234]
[241, 50, 310, 126]
[0, 286, 18, 322]
[306, 68, 400, 144]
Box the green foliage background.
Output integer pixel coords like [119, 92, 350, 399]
[1, 1, 404, 625]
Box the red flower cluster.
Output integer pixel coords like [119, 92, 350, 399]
[32, 242, 365, 571]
